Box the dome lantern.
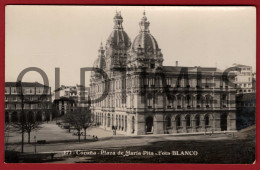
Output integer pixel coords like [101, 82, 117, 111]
[139, 11, 150, 33]
[113, 11, 123, 30]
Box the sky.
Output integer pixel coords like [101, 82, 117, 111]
[5, 6, 256, 90]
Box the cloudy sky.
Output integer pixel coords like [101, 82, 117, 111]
[5, 6, 256, 89]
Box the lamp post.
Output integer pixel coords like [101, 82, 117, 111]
[34, 135, 37, 153]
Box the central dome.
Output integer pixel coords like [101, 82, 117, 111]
[107, 30, 131, 48]
[132, 32, 159, 52]
[131, 11, 159, 53]
[106, 11, 131, 49]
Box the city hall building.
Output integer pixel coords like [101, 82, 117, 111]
[90, 12, 237, 135]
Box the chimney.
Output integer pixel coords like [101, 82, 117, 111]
[176, 61, 178, 67]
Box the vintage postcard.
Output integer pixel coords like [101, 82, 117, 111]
[4, 5, 256, 163]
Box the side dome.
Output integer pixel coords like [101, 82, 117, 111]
[131, 11, 160, 53]
[106, 11, 131, 50]
[93, 57, 105, 68]
[93, 43, 106, 69]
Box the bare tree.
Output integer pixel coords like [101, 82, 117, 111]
[11, 112, 42, 144]
[11, 81, 43, 152]
[4, 122, 13, 151]
[63, 111, 82, 142]
[63, 109, 92, 142]
[24, 112, 42, 143]
[78, 109, 92, 141]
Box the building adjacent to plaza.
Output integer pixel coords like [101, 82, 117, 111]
[232, 64, 255, 94]
[53, 85, 90, 116]
[5, 82, 52, 122]
[90, 11, 237, 135]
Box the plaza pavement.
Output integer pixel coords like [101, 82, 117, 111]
[5, 121, 246, 154]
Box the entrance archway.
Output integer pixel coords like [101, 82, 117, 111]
[220, 113, 227, 131]
[36, 111, 42, 121]
[11, 112, 18, 122]
[27, 111, 34, 122]
[45, 112, 50, 121]
[5, 112, 9, 123]
[145, 116, 154, 133]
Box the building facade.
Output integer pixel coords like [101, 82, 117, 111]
[5, 82, 52, 122]
[53, 85, 78, 116]
[53, 85, 90, 116]
[232, 64, 255, 94]
[90, 12, 237, 135]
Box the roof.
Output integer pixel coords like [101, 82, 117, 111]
[5, 82, 50, 87]
[162, 66, 220, 73]
[233, 64, 251, 68]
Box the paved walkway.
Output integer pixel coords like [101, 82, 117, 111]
[6, 122, 239, 154]
[5, 122, 121, 144]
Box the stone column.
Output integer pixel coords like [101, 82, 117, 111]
[172, 120, 177, 133]
[201, 119, 206, 132]
[136, 114, 144, 135]
[214, 113, 221, 131]
[50, 112, 52, 121]
[192, 118, 197, 132]
[154, 114, 164, 134]
[228, 112, 236, 131]
[182, 117, 187, 133]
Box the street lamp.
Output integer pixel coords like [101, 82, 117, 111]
[34, 135, 37, 153]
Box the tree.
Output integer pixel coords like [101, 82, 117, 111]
[12, 112, 42, 144]
[5, 122, 13, 151]
[24, 112, 42, 143]
[63, 109, 92, 142]
[11, 81, 43, 152]
[63, 111, 82, 142]
[78, 109, 92, 141]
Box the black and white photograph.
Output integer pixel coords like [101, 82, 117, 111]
[4, 6, 256, 163]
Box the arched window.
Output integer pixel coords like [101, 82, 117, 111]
[205, 115, 210, 126]
[186, 115, 191, 127]
[195, 115, 200, 126]
[5, 112, 9, 123]
[125, 116, 127, 131]
[177, 96, 182, 108]
[166, 116, 171, 128]
[119, 115, 121, 129]
[205, 95, 212, 108]
[11, 112, 19, 122]
[116, 115, 118, 128]
[107, 114, 110, 127]
[132, 116, 135, 133]
[197, 95, 201, 108]
[186, 95, 191, 108]
[221, 94, 228, 107]
[176, 115, 181, 127]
